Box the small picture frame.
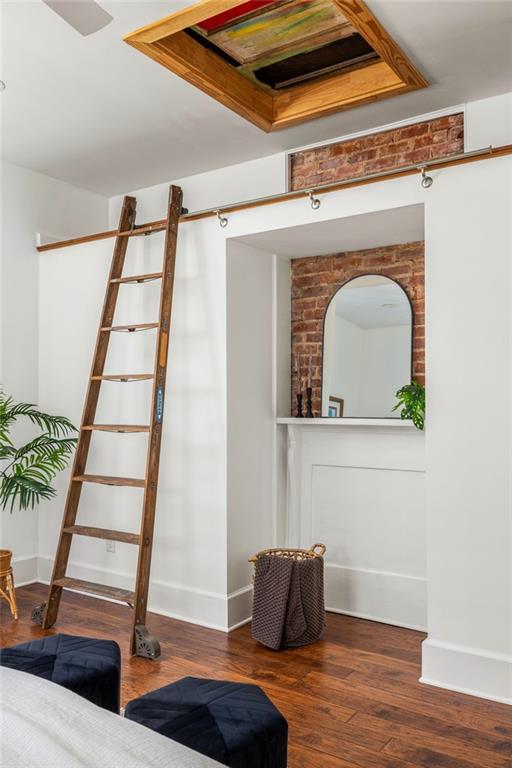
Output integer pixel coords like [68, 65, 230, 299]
[328, 396, 344, 418]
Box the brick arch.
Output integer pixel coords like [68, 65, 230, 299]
[291, 241, 424, 416]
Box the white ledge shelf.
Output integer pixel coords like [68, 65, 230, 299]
[276, 417, 415, 428]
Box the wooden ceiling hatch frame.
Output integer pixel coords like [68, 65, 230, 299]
[124, 0, 428, 132]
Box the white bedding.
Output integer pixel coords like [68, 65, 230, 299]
[0, 666, 221, 768]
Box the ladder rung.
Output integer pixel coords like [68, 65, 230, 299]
[53, 577, 135, 605]
[82, 424, 150, 433]
[91, 374, 153, 382]
[73, 474, 145, 488]
[111, 272, 162, 284]
[100, 323, 159, 333]
[63, 526, 140, 545]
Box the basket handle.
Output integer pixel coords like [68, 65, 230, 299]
[310, 543, 326, 557]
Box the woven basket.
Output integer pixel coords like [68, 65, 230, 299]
[249, 543, 326, 564]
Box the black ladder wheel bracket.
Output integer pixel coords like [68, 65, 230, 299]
[134, 624, 161, 659]
[31, 603, 47, 625]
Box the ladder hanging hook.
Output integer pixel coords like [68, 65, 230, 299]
[419, 167, 433, 189]
[215, 210, 228, 228]
[307, 190, 321, 210]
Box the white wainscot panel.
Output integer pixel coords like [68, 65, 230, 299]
[283, 423, 426, 630]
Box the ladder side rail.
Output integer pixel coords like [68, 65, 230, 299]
[42, 196, 137, 629]
[130, 185, 183, 656]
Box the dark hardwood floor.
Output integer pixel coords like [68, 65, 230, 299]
[2, 583, 511, 767]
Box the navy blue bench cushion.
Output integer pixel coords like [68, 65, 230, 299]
[125, 676, 287, 768]
[0, 648, 56, 680]
[3, 634, 121, 714]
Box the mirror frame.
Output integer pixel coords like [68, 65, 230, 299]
[321, 273, 415, 418]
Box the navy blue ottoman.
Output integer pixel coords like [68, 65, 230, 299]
[125, 677, 288, 768]
[0, 634, 121, 713]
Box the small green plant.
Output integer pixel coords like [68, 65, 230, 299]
[392, 381, 426, 430]
[0, 393, 77, 511]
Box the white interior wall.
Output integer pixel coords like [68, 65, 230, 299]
[226, 240, 276, 628]
[422, 156, 512, 703]
[465, 92, 512, 152]
[274, 256, 291, 545]
[0, 161, 107, 584]
[108, 154, 287, 227]
[275, 256, 291, 420]
[330, 315, 364, 415]
[38, 217, 229, 629]
[324, 318, 410, 417]
[358, 325, 411, 417]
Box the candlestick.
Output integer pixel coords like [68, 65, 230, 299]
[306, 386, 314, 418]
[295, 392, 304, 418]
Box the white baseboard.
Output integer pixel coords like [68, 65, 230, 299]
[35, 555, 427, 635]
[151, 585, 253, 633]
[227, 585, 253, 630]
[422, 638, 512, 705]
[38, 555, 228, 630]
[12, 554, 38, 586]
[325, 562, 427, 631]
[37, 556, 253, 633]
[326, 605, 426, 633]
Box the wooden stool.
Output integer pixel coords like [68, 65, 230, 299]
[0, 567, 18, 620]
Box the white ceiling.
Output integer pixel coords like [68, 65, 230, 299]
[1, 1, 511, 196]
[333, 276, 412, 329]
[236, 203, 424, 256]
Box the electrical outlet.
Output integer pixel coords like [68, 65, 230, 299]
[106, 540, 116, 553]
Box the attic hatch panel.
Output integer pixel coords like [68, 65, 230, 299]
[186, 0, 378, 92]
[254, 33, 378, 89]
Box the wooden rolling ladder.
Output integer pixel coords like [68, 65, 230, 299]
[32, 185, 185, 659]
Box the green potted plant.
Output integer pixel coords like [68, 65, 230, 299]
[393, 381, 426, 430]
[0, 392, 77, 572]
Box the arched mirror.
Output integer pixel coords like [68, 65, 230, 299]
[322, 275, 412, 418]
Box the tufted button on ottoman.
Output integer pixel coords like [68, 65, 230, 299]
[1, 633, 121, 713]
[125, 676, 288, 768]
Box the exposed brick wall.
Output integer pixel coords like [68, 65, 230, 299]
[291, 242, 424, 416]
[290, 113, 464, 191]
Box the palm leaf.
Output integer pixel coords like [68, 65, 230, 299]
[0, 445, 16, 460]
[0, 474, 56, 511]
[2, 455, 61, 510]
[14, 453, 61, 484]
[0, 394, 15, 444]
[0, 392, 77, 511]
[4, 402, 77, 437]
[14, 434, 77, 462]
[1, 449, 73, 511]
